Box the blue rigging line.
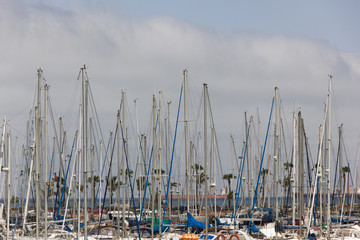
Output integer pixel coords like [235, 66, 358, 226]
[55, 136, 77, 220]
[232, 124, 250, 222]
[162, 85, 183, 223]
[119, 116, 142, 240]
[139, 114, 159, 220]
[248, 98, 274, 233]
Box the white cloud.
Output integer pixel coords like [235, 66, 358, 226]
[2, 1, 360, 178]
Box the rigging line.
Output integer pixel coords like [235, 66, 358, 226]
[93, 135, 111, 211]
[232, 124, 250, 221]
[188, 89, 203, 145]
[119, 116, 142, 240]
[55, 134, 77, 220]
[13, 145, 31, 238]
[48, 98, 63, 165]
[280, 118, 288, 166]
[64, 77, 80, 130]
[162, 85, 183, 223]
[6, 123, 26, 138]
[88, 83, 105, 147]
[341, 134, 355, 186]
[122, 95, 139, 189]
[331, 129, 341, 212]
[47, 146, 55, 199]
[230, 135, 240, 172]
[139, 112, 158, 220]
[303, 127, 312, 188]
[247, 97, 274, 233]
[99, 117, 119, 228]
[54, 133, 67, 216]
[206, 91, 225, 187]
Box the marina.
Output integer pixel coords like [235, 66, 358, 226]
[0, 67, 359, 240]
[1, 2, 360, 240]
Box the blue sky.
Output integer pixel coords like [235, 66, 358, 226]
[1, 0, 360, 192]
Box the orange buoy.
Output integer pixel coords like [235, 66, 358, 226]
[181, 234, 199, 240]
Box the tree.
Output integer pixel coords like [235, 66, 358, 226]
[261, 169, 269, 202]
[88, 175, 102, 213]
[192, 164, 205, 198]
[222, 173, 236, 209]
[105, 176, 120, 205]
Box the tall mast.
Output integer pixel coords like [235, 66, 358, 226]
[211, 127, 217, 233]
[244, 112, 250, 208]
[121, 91, 126, 234]
[81, 65, 88, 240]
[338, 124, 343, 217]
[204, 83, 209, 240]
[5, 131, 10, 240]
[35, 68, 42, 240]
[90, 117, 95, 219]
[183, 69, 190, 220]
[291, 113, 296, 226]
[167, 101, 172, 219]
[151, 94, 156, 239]
[274, 87, 280, 239]
[249, 116, 254, 209]
[298, 112, 304, 238]
[158, 91, 163, 236]
[326, 75, 332, 239]
[116, 110, 121, 230]
[134, 99, 142, 215]
[44, 84, 49, 240]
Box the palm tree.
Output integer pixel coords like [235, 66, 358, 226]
[222, 173, 236, 209]
[192, 164, 205, 198]
[105, 176, 120, 205]
[88, 175, 101, 214]
[261, 169, 269, 203]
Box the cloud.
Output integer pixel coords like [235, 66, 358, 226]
[2, 1, 360, 175]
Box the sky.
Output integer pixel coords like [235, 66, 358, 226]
[1, 0, 360, 189]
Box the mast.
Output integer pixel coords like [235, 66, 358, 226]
[158, 91, 163, 236]
[274, 87, 280, 239]
[326, 75, 332, 239]
[249, 116, 254, 210]
[298, 112, 304, 238]
[151, 94, 156, 239]
[134, 99, 142, 215]
[211, 127, 217, 233]
[183, 69, 190, 221]
[77, 104, 82, 239]
[121, 91, 126, 233]
[204, 83, 209, 240]
[81, 65, 88, 240]
[116, 110, 121, 230]
[339, 124, 344, 221]
[44, 84, 49, 240]
[90, 117, 95, 220]
[244, 112, 251, 208]
[230, 135, 236, 226]
[5, 131, 10, 240]
[35, 68, 42, 240]
[167, 101, 172, 220]
[291, 113, 296, 226]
